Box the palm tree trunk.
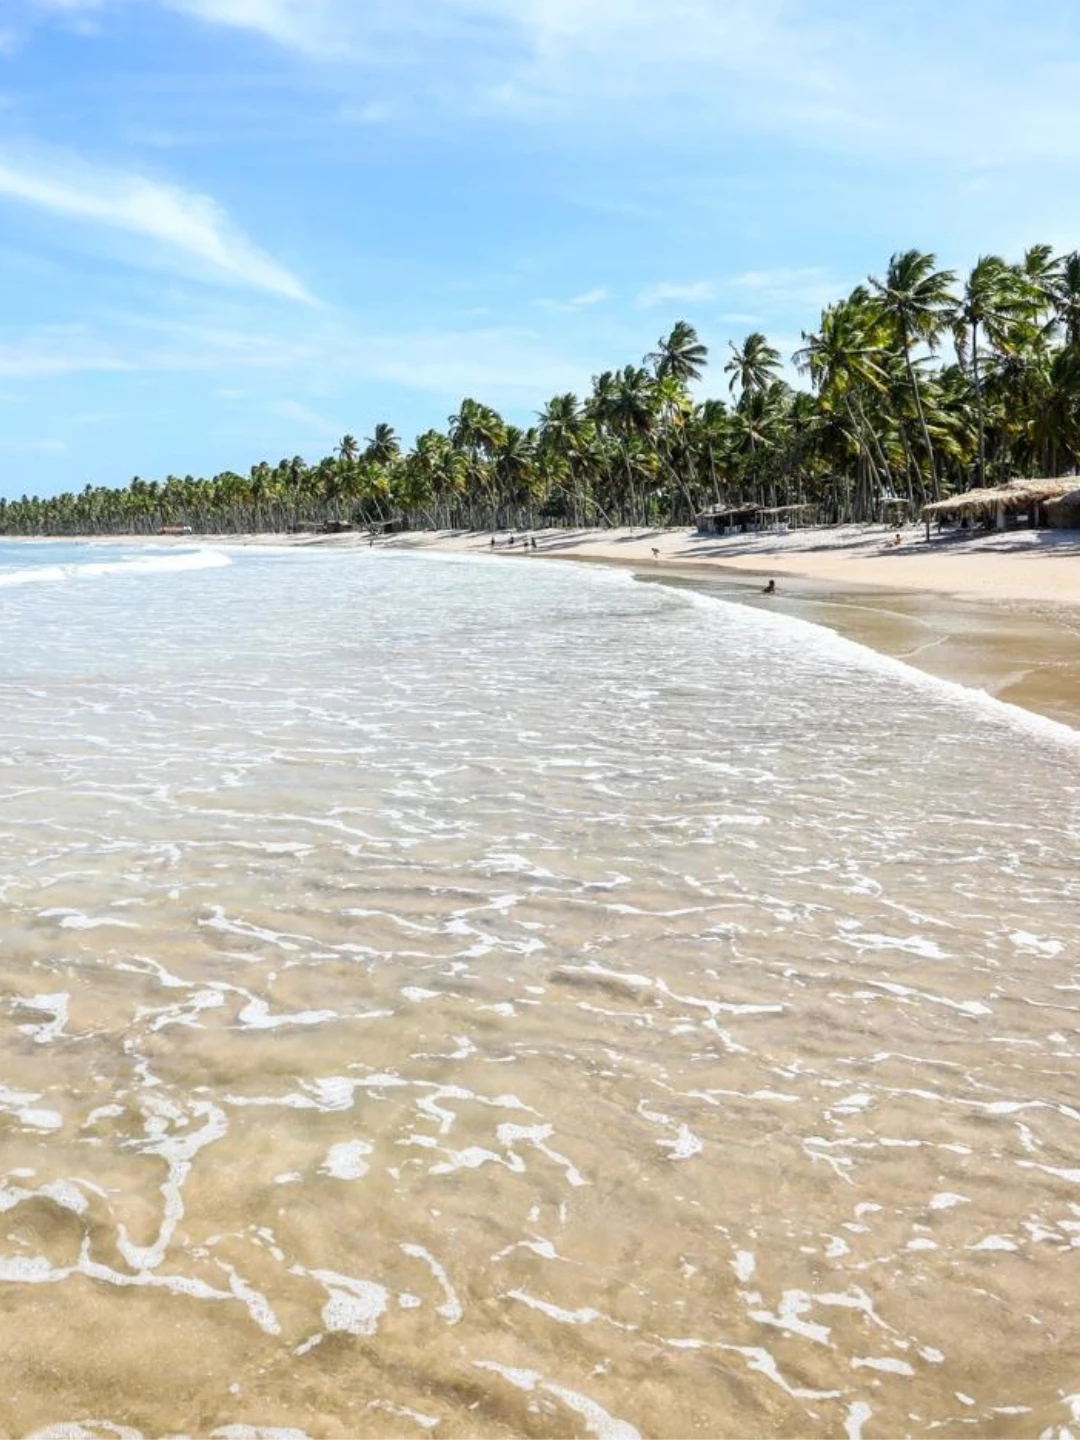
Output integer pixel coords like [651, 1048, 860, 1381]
[903, 325, 940, 502]
[972, 321, 987, 490]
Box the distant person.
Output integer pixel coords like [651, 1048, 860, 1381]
[509, 535, 515, 547]
[531, 537, 537, 550]
[490, 535, 496, 549]
[763, 579, 776, 595]
[651, 547, 660, 561]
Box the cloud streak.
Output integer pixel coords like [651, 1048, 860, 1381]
[637, 280, 715, 309]
[81, 0, 1078, 168]
[0, 147, 311, 301]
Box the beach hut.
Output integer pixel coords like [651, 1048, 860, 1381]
[920, 478, 1074, 539]
[755, 503, 819, 533]
[1046, 488, 1080, 529]
[695, 502, 817, 536]
[695, 504, 761, 535]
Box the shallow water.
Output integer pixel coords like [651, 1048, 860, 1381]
[1, 545, 1079, 1439]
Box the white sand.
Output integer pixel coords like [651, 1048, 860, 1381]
[374, 523, 1080, 607]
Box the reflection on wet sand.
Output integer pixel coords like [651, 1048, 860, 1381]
[645, 566, 1080, 729]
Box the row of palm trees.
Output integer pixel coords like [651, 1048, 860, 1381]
[4, 245, 1080, 537]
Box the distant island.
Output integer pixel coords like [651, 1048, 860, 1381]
[3, 246, 1080, 537]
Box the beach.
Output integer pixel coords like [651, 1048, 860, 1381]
[17, 522, 1080, 728]
[375, 521, 1080, 604]
[373, 524, 1080, 729]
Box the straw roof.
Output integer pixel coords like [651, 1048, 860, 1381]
[922, 478, 1073, 519]
[1046, 487, 1080, 514]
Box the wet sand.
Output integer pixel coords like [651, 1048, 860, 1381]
[375, 526, 1080, 729]
[638, 567, 1080, 731]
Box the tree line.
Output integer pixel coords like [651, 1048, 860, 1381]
[4, 245, 1080, 537]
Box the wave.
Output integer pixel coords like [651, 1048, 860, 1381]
[0, 548, 232, 588]
[673, 582, 1080, 750]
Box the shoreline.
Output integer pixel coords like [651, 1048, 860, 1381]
[9, 524, 1080, 729]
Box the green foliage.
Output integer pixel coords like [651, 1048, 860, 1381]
[5, 256, 1080, 538]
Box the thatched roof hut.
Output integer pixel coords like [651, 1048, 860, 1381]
[1046, 488, 1080, 530]
[921, 478, 1073, 524]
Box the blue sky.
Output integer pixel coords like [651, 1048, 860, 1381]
[2, 0, 1080, 498]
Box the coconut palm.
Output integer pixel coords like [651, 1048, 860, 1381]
[952, 256, 1030, 487]
[868, 250, 955, 500]
[648, 321, 708, 385]
[725, 332, 781, 401]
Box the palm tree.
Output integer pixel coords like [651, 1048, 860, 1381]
[952, 255, 1029, 487]
[364, 423, 400, 467]
[648, 321, 708, 385]
[724, 332, 781, 401]
[1050, 252, 1080, 349]
[868, 250, 955, 500]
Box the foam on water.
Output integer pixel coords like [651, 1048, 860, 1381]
[0, 542, 231, 588]
[0, 546, 1078, 1437]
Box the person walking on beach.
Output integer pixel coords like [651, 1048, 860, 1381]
[652, 548, 660, 561]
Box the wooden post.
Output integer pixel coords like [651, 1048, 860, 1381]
[925, 514, 930, 542]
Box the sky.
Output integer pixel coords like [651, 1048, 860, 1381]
[2, 0, 1080, 498]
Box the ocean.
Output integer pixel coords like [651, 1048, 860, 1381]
[1, 540, 1078, 1438]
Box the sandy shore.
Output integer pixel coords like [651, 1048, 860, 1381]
[374, 522, 1080, 607]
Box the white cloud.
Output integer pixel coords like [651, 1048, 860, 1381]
[0, 147, 312, 301]
[346, 325, 597, 403]
[637, 280, 715, 309]
[276, 397, 340, 435]
[0, 437, 68, 452]
[164, 0, 355, 55]
[0, 325, 135, 378]
[569, 287, 607, 307]
[728, 266, 847, 312]
[0, 312, 597, 411]
[338, 100, 393, 125]
[534, 287, 609, 312]
[77, 0, 1075, 170]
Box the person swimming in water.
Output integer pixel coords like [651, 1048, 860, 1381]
[763, 579, 776, 594]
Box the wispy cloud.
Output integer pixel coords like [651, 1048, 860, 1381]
[0, 325, 135, 378]
[0, 311, 597, 413]
[728, 266, 847, 312]
[53, 0, 1067, 169]
[164, 0, 356, 57]
[534, 286, 609, 313]
[0, 437, 68, 452]
[569, 287, 607, 307]
[276, 397, 341, 436]
[0, 147, 312, 301]
[637, 280, 715, 309]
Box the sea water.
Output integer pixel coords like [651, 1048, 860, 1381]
[0, 542, 1078, 1438]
